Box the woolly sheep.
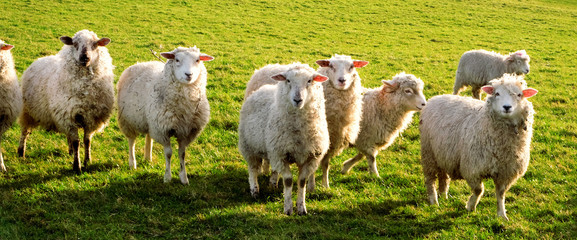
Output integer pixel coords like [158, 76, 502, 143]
[18, 30, 114, 173]
[238, 63, 329, 215]
[311, 54, 368, 190]
[420, 74, 538, 221]
[117, 46, 213, 184]
[0, 40, 22, 172]
[341, 72, 427, 177]
[453, 49, 530, 99]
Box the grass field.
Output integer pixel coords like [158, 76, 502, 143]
[1, 0, 576, 238]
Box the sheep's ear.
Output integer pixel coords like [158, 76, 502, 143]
[1, 44, 14, 50]
[271, 74, 287, 81]
[382, 80, 399, 93]
[481, 86, 494, 95]
[199, 54, 214, 62]
[522, 88, 538, 98]
[315, 60, 330, 67]
[60, 36, 73, 45]
[313, 74, 328, 82]
[516, 50, 527, 56]
[97, 38, 111, 47]
[160, 52, 175, 60]
[353, 60, 369, 68]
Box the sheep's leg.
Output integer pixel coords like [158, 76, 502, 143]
[438, 171, 450, 200]
[366, 152, 380, 177]
[260, 159, 271, 175]
[177, 141, 189, 185]
[465, 179, 484, 212]
[453, 81, 464, 95]
[67, 131, 81, 174]
[472, 86, 482, 100]
[320, 153, 331, 189]
[67, 138, 73, 156]
[127, 137, 137, 170]
[247, 156, 262, 198]
[296, 163, 315, 216]
[83, 132, 93, 168]
[163, 144, 173, 183]
[144, 134, 153, 162]
[307, 171, 316, 193]
[17, 128, 31, 158]
[341, 153, 365, 175]
[0, 138, 5, 172]
[494, 178, 512, 221]
[281, 165, 293, 216]
[424, 173, 439, 205]
[269, 170, 279, 188]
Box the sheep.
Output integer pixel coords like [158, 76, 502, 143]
[420, 74, 538, 221]
[18, 30, 114, 173]
[242, 55, 369, 191]
[311, 54, 368, 191]
[117, 46, 213, 184]
[238, 63, 330, 215]
[453, 49, 530, 99]
[341, 72, 427, 177]
[0, 40, 22, 172]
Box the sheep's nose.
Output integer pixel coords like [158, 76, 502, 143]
[421, 102, 426, 107]
[525, 69, 530, 74]
[503, 105, 512, 111]
[294, 99, 302, 104]
[185, 73, 192, 78]
[338, 77, 346, 84]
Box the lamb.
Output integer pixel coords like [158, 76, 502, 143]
[453, 49, 530, 99]
[0, 40, 22, 172]
[238, 63, 330, 215]
[341, 72, 427, 177]
[311, 54, 368, 190]
[18, 30, 114, 173]
[420, 74, 538, 221]
[117, 46, 213, 184]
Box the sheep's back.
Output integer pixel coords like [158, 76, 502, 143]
[117, 61, 164, 135]
[238, 85, 276, 157]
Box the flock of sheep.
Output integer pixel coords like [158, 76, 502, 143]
[0, 30, 537, 220]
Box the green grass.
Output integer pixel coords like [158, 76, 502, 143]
[1, 0, 576, 238]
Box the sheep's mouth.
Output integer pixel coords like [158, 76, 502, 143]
[416, 106, 423, 110]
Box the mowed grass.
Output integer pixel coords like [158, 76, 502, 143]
[0, 0, 576, 238]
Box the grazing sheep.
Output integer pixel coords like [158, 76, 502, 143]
[420, 74, 538, 221]
[341, 72, 427, 177]
[18, 30, 114, 173]
[311, 54, 368, 190]
[0, 40, 22, 172]
[238, 63, 329, 215]
[117, 46, 213, 184]
[453, 49, 530, 99]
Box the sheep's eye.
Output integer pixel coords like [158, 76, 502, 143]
[329, 64, 334, 69]
[404, 89, 412, 94]
[287, 80, 290, 83]
[175, 59, 180, 63]
[495, 92, 500, 96]
[308, 79, 312, 84]
[349, 65, 354, 71]
[196, 59, 200, 63]
[517, 93, 522, 97]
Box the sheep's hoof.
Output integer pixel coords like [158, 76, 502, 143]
[284, 208, 293, 216]
[73, 166, 82, 175]
[297, 203, 307, 216]
[498, 213, 509, 221]
[163, 175, 172, 183]
[17, 148, 25, 158]
[179, 172, 189, 185]
[1, 165, 6, 172]
[250, 188, 259, 198]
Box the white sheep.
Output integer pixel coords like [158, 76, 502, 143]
[341, 72, 427, 177]
[18, 30, 114, 173]
[238, 63, 329, 215]
[420, 74, 538, 221]
[453, 49, 530, 99]
[311, 54, 368, 191]
[0, 40, 22, 172]
[117, 46, 213, 184]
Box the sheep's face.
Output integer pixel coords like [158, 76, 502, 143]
[316, 56, 368, 90]
[60, 30, 110, 67]
[0, 41, 14, 67]
[161, 49, 214, 84]
[506, 50, 530, 75]
[271, 68, 328, 109]
[483, 83, 537, 119]
[382, 74, 427, 111]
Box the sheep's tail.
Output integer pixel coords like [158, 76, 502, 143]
[150, 49, 165, 63]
